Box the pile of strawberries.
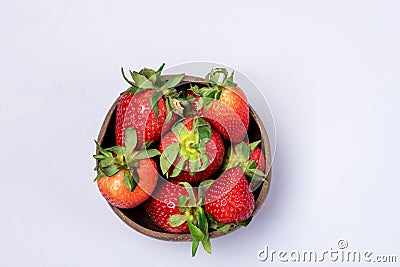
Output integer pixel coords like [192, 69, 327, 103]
[93, 64, 268, 256]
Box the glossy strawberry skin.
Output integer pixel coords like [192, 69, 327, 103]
[115, 89, 177, 148]
[159, 118, 225, 183]
[97, 158, 158, 209]
[144, 181, 191, 233]
[250, 146, 266, 172]
[190, 87, 249, 143]
[204, 167, 254, 223]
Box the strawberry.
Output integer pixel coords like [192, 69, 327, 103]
[144, 181, 213, 256]
[189, 68, 249, 143]
[248, 143, 266, 173]
[159, 117, 224, 183]
[116, 64, 185, 149]
[223, 141, 267, 191]
[204, 167, 255, 225]
[94, 128, 160, 209]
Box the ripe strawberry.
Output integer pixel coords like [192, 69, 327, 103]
[116, 64, 185, 149]
[189, 68, 249, 143]
[204, 167, 255, 224]
[94, 128, 160, 209]
[159, 117, 224, 183]
[144, 181, 191, 233]
[249, 143, 266, 173]
[144, 181, 212, 256]
[223, 141, 267, 191]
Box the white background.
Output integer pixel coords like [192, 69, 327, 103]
[1, 0, 399, 266]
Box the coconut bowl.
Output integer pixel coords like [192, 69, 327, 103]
[96, 75, 272, 241]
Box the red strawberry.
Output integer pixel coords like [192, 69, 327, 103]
[159, 117, 224, 183]
[204, 167, 255, 224]
[116, 64, 184, 148]
[116, 89, 178, 148]
[222, 141, 267, 191]
[249, 144, 266, 173]
[94, 128, 160, 209]
[96, 159, 158, 208]
[144, 181, 212, 256]
[189, 68, 249, 143]
[144, 181, 191, 233]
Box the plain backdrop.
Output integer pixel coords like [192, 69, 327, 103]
[1, 0, 399, 266]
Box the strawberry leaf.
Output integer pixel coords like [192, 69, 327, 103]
[93, 154, 105, 160]
[198, 125, 211, 143]
[196, 207, 211, 254]
[215, 89, 222, 100]
[121, 67, 137, 87]
[205, 213, 232, 234]
[191, 240, 200, 257]
[131, 72, 153, 89]
[201, 237, 212, 255]
[197, 207, 208, 234]
[139, 67, 156, 80]
[241, 143, 251, 161]
[131, 149, 160, 160]
[247, 160, 257, 170]
[160, 143, 180, 175]
[189, 158, 201, 174]
[168, 214, 189, 227]
[198, 154, 209, 172]
[123, 170, 137, 192]
[205, 68, 237, 89]
[188, 221, 204, 241]
[155, 63, 165, 75]
[217, 224, 232, 234]
[192, 117, 211, 143]
[171, 121, 190, 140]
[124, 128, 137, 156]
[190, 85, 201, 96]
[171, 157, 187, 178]
[101, 163, 119, 177]
[165, 110, 173, 124]
[203, 96, 214, 109]
[178, 195, 189, 210]
[144, 141, 153, 148]
[234, 142, 250, 161]
[196, 97, 204, 111]
[159, 73, 185, 91]
[95, 140, 112, 157]
[249, 140, 261, 152]
[150, 92, 160, 120]
[237, 216, 253, 227]
[99, 157, 114, 167]
[94, 141, 127, 181]
[197, 180, 214, 204]
[179, 182, 196, 207]
[107, 146, 125, 156]
[93, 171, 106, 181]
[253, 169, 267, 177]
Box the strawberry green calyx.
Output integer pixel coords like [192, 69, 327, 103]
[206, 212, 253, 234]
[93, 127, 160, 191]
[121, 64, 185, 118]
[223, 141, 267, 184]
[168, 181, 213, 257]
[205, 67, 237, 89]
[189, 68, 237, 111]
[160, 117, 212, 177]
